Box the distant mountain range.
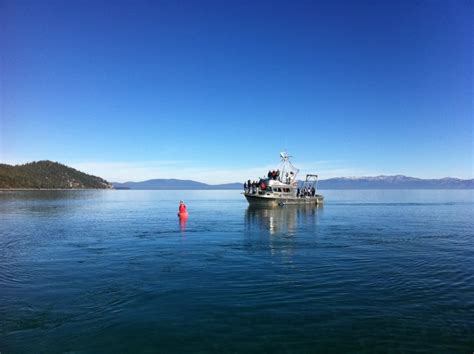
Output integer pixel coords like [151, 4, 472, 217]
[113, 179, 242, 190]
[0, 161, 112, 189]
[113, 175, 473, 190]
[1, 160, 471, 190]
[317, 175, 473, 189]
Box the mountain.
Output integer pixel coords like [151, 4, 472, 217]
[0, 161, 113, 189]
[316, 175, 474, 189]
[112, 179, 242, 190]
[3, 162, 470, 190]
[113, 175, 473, 190]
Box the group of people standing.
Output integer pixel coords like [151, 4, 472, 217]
[244, 178, 317, 198]
[244, 179, 261, 194]
[267, 169, 280, 180]
[297, 186, 316, 197]
[270, 170, 295, 184]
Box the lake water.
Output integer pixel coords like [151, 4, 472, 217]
[1, 190, 473, 353]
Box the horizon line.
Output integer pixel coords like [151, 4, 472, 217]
[113, 175, 474, 185]
[2, 160, 472, 183]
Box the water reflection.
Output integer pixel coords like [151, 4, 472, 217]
[244, 205, 322, 261]
[0, 190, 107, 201]
[245, 204, 322, 236]
[0, 190, 112, 218]
[179, 216, 187, 232]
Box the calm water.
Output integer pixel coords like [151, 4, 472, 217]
[1, 190, 473, 353]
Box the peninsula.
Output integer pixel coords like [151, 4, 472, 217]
[0, 161, 112, 189]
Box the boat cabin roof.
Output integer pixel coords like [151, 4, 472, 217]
[266, 179, 295, 188]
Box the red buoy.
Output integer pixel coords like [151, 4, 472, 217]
[178, 200, 188, 218]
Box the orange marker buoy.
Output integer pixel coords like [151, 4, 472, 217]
[178, 200, 188, 218]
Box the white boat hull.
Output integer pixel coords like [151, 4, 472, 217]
[244, 193, 323, 206]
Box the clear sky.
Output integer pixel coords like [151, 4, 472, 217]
[1, 0, 472, 183]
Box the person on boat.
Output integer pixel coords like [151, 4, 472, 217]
[178, 200, 187, 214]
[244, 182, 247, 191]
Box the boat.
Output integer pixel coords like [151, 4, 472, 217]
[243, 152, 324, 206]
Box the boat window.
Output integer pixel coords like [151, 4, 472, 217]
[276, 188, 282, 192]
[283, 188, 290, 192]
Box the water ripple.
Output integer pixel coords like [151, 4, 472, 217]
[1, 190, 473, 353]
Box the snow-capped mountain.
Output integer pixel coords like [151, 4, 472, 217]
[317, 175, 473, 189]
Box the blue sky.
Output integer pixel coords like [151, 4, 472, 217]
[1, 0, 472, 183]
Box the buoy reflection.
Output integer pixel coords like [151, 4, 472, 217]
[179, 215, 188, 232]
